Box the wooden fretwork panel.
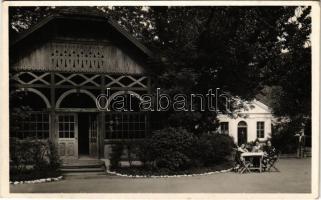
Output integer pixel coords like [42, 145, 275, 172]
[57, 114, 78, 158]
[13, 41, 146, 74]
[55, 73, 100, 87]
[50, 43, 104, 72]
[49, 42, 145, 74]
[12, 72, 51, 85]
[105, 75, 148, 88]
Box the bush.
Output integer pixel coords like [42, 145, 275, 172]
[143, 127, 195, 171]
[109, 128, 235, 173]
[191, 134, 234, 166]
[10, 138, 61, 181]
[271, 122, 299, 154]
[271, 130, 298, 154]
[109, 143, 124, 169]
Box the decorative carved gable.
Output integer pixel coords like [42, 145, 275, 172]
[12, 41, 146, 74]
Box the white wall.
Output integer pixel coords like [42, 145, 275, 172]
[217, 100, 273, 144]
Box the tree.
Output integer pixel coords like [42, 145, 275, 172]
[9, 6, 311, 135]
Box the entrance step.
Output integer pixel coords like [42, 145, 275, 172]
[61, 159, 106, 176]
[61, 166, 105, 173]
[63, 172, 107, 176]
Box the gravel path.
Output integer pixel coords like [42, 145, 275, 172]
[10, 158, 311, 193]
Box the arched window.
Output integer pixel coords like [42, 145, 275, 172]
[56, 89, 96, 108]
[10, 89, 50, 139]
[59, 93, 96, 108]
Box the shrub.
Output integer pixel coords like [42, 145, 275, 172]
[271, 130, 298, 154]
[110, 128, 234, 173]
[144, 127, 195, 171]
[271, 121, 300, 154]
[109, 143, 124, 169]
[191, 134, 234, 166]
[10, 138, 61, 181]
[47, 141, 62, 171]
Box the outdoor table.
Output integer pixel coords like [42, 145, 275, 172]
[241, 152, 264, 173]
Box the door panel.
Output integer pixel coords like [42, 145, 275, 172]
[57, 113, 78, 158]
[89, 115, 98, 158]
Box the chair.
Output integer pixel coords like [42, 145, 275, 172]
[264, 151, 280, 172]
[239, 159, 252, 173]
[233, 148, 251, 173]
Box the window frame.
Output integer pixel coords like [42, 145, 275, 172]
[12, 111, 50, 140]
[105, 112, 148, 140]
[220, 122, 229, 135]
[256, 121, 265, 138]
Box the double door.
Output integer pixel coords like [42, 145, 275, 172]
[57, 113, 98, 159]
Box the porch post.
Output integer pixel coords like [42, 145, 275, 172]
[99, 112, 106, 158]
[50, 72, 57, 145]
[99, 74, 105, 158]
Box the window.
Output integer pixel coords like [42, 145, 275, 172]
[257, 121, 265, 138]
[105, 112, 147, 139]
[58, 115, 75, 138]
[12, 112, 50, 139]
[220, 122, 229, 134]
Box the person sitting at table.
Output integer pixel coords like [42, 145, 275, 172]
[262, 140, 278, 168]
[251, 139, 262, 167]
[238, 143, 248, 153]
[234, 143, 248, 171]
[252, 139, 263, 152]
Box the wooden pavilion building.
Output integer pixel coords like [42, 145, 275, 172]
[10, 9, 156, 161]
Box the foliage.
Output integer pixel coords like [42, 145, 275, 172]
[271, 120, 301, 154]
[113, 161, 234, 176]
[191, 133, 235, 167]
[109, 143, 124, 169]
[115, 128, 235, 172]
[9, 7, 311, 135]
[272, 115, 312, 154]
[271, 129, 297, 154]
[10, 7, 311, 160]
[48, 140, 62, 170]
[10, 138, 61, 181]
[9, 7, 55, 33]
[146, 127, 195, 171]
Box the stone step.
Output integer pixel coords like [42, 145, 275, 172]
[62, 163, 104, 169]
[63, 171, 107, 176]
[61, 159, 106, 175]
[61, 166, 105, 173]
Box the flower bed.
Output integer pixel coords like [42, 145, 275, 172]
[10, 169, 62, 182]
[10, 176, 63, 185]
[108, 161, 234, 178]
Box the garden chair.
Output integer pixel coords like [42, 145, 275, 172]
[233, 148, 251, 173]
[263, 152, 280, 172]
[239, 159, 252, 174]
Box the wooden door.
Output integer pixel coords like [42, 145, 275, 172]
[237, 127, 248, 146]
[89, 115, 98, 158]
[57, 113, 78, 158]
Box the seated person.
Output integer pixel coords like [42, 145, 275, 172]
[252, 139, 263, 152]
[251, 139, 263, 167]
[238, 143, 249, 153]
[234, 143, 248, 171]
[262, 140, 278, 167]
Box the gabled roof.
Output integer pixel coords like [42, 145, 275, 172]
[11, 8, 154, 58]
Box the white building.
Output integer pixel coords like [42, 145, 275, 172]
[217, 99, 273, 146]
